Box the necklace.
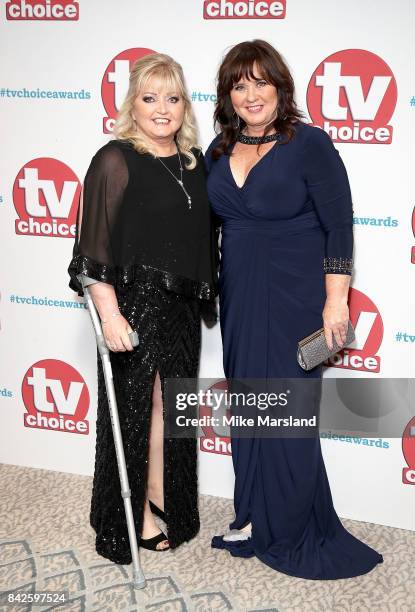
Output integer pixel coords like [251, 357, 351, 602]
[157, 151, 192, 209]
[237, 132, 282, 145]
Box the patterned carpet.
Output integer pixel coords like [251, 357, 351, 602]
[0, 464, 414, 612]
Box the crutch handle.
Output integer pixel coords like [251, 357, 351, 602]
[95, 329, 139, 354]
[128, 330, 139, 347]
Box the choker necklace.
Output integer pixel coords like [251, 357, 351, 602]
[237, 132, 282, 145]
[157, 150, 192, 209]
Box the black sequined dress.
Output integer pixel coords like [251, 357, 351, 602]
[68, 140, 218, 564]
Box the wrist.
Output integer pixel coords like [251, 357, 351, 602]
[324, 296, 348, 306]
[101, 310, 121, 324]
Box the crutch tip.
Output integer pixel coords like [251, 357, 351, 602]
[133, 571, 146, 589]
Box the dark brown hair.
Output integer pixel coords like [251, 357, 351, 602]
[212, 39, 304, 159]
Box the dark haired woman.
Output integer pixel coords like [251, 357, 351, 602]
[205, 40, 383, 579]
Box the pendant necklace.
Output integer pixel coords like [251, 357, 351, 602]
[157, 150, 192, 209]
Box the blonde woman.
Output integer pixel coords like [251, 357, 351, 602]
[68, 54, 217, 559]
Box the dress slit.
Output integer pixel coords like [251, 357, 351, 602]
[147, 367, 168, 524]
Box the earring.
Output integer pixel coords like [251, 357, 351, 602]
[232, 112, 240, 130]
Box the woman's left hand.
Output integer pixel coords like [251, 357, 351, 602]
[322, 299, 349, 351]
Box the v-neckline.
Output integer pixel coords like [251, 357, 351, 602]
[228, 140, 279, 190]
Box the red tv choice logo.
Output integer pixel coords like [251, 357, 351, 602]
[13, 157, 81, 238]
[199, 380, 232, 456]
[326, 288, 383, 373]
[102, 47, 156, 134]
[307, 49, 397, 144]
[22, 359, 89, 434]
[203, 0, 286, 18]
[6, 0, 79, 20]
[402, 416, 415, 485]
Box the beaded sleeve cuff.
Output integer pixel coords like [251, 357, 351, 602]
[323, 257, 353, 275]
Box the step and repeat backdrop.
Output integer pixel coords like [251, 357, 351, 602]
[1, 0, 414, 530]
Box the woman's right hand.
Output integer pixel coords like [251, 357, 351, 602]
[102, 314, 134, 352]
[87, 281, 134, 352]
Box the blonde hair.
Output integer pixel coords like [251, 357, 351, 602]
[114, 53, 200, 169]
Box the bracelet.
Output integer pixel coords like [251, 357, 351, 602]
[101, 312, 121, 325]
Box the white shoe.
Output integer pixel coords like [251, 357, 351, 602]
[223, 528, 252, 542]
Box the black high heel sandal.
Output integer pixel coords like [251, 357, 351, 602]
[140, 530, 170, 551]
[149, 500, 166, 522]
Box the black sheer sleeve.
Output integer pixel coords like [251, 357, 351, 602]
[199, 148, 220, 325]
[68, 143, 129, 295]
[302, 127, 354, 275]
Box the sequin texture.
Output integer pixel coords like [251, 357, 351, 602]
[90, 278, 201, 564]
[323, 256, 353, 275]
[68, 254, 216, 301]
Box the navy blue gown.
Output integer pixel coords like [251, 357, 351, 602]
[205, 122, 383, 579]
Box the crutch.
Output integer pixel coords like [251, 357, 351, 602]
[82, 280, 146, 589]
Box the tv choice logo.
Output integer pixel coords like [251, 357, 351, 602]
[326, 288, 383, 373]
[307, 49, 397, 144]
[13, 157, 81, 238]
[203, 0, 286, 19]
[199, 380, 232, 455]
[6, 0, 79, 20]
[102, 47, 157, 134]
[22, 359, 89, 434]
[402, 416, 415, 485]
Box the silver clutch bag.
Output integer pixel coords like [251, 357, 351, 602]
[297, 321, 355, 371]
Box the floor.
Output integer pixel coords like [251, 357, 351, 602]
[1, 463, 414, 611]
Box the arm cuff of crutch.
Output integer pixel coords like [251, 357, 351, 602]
[78, 274, 100, 287]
